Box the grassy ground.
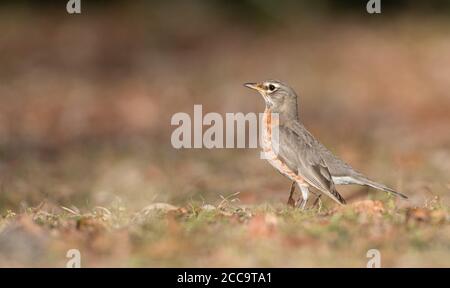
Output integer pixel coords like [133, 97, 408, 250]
[1, 139, 448, 267]
[0, 196, 449, 267]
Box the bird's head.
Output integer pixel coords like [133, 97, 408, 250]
[244, 80, 299, 118]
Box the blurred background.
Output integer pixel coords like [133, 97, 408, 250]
[0, 0, 449, 211]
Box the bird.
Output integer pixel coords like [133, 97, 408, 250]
[244, 80, 407, 209]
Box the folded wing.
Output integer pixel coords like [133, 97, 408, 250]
[278, 122, 346, 205]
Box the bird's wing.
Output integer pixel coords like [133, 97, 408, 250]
[284, 121, 407, 199]
[278, 122, 346, 205]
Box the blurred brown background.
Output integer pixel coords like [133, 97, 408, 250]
[0, 0, 449, 211]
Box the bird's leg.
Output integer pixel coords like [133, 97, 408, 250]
[287, 181, 296, 207]
[298, 185, 309, 210]
[312, 194, 322, 210]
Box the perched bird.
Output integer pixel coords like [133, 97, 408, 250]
[244, 80, 407, 209]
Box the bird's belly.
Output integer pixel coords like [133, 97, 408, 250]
[267, 156, 297, 181]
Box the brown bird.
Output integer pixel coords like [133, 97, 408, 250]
[244, 80, 407, 209]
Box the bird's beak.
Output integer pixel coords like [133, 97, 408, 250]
[244, 82, 265, 93]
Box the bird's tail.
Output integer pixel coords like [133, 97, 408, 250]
[353, 176, 408, 199]
[332, 175, 408, 199]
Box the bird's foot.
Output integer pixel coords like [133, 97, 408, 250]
[297, 199, 308, 210]
[312, 194, 323, 211]
[287, 196, 296, 207]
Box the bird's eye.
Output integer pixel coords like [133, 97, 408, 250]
[268, 84, 276, 92]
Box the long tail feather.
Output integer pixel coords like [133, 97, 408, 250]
[360, 178, 408, 199]
[332, 175, 408, 199]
